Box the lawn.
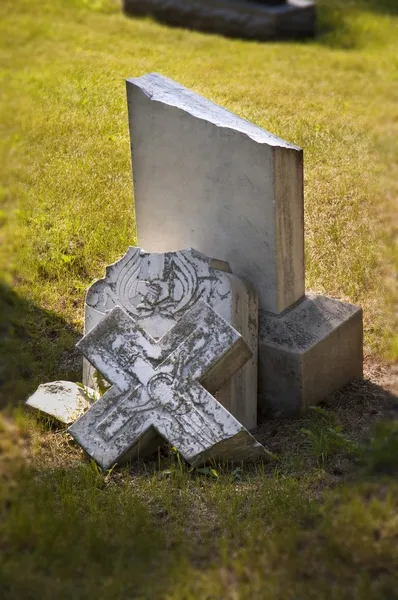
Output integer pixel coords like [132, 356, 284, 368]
[0, 0, 398, 598]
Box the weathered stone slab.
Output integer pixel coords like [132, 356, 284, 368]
[26, 381, 98, 424]
[70, 303, 265, 470]
[126, 73, 304, 315]
[123, 0, 316, 41]
[84, 247, 258, 429]
[259, 295, 363, 416]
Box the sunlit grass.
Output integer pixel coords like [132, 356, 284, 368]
[0, 1, 398, 598]
[0, 0, 397, 406]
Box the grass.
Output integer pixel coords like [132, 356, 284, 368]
[0, 0, 398, 598]
[1, 386, 398, 599]
[0, 0, 397, 406]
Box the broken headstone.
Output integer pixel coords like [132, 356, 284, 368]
[70, 302, 265, 470]
[84, 246, 258, 429]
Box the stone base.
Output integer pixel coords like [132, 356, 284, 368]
[258, 294, 363, 418]
[123, 0, 316, 41]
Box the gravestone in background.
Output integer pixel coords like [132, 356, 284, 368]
[71, 303, 265, 469]
[252, 1, 287, 4]
[123, 0, 316, 41]
[83, 247, 258, 429]
[126, 73, 363, 417]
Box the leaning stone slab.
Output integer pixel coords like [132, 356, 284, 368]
[84, 247, 258, 429]
[123, 0, 316, 41]
[259, 295, 363, 417]
[26, 381, 98, 424]
[126, 73, 304, 315]
[126, 73, 363, 415]
[70, 303, 265, 470]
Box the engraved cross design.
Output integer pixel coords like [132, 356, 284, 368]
[69, 301, 262, 469]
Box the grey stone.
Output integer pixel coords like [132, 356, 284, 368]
[126, 73, 364, 415]
[26, 381, 98, 424]
[83, 247, 258, 429]
[123, 0, 316, 41]
[70, 302, 266, 470]
[127, 72, 305, 315]
[258, 294, 363, 417]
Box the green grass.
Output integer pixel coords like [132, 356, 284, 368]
[0, 0, 397, 406]
[1, 1, 398, 598]
[1, 408, 398, 599]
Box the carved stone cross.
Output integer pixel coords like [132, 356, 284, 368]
[84, 246, 258, 430]
[69, 301, 265, 469]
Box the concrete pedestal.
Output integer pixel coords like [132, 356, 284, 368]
[258, 294, 363, 417]
[83, 247, 258, 429]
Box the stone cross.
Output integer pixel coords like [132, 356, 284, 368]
[69, 302, 265, 470]
[126, 73, 363, 416]
[83, 246, 258, 429]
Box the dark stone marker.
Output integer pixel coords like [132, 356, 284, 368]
[123, 0, 316, 41]
[251, 0, 287, 5]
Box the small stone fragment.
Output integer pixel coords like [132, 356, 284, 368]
[26, 381, 99, 424]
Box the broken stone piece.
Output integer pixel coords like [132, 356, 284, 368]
[69, 302, 266, 470]
[84, 246, 258, 429]
[26, 381, 99, 424]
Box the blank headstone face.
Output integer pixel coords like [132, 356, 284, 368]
[83, 247, 258, 429]
[126, 73, 305, 314]
[70, 303, 265, 469]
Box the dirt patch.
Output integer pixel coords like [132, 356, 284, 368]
[253, 357, 398, 475]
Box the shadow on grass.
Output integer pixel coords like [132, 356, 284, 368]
[1, 416, 397, 599]
[0, 283, 81, 409]
[0, 460, 183, 600]
[254, 372, 398, 476]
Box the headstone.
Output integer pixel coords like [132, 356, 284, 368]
[70, 303, 265, 469]
[123, 0, 316, 41]
[26, 381, 98, 424]
[252, 1, 287, 5]
[127, 73, 304, 315]
[83, 247, 258, 429]
[126, 73, 363, 416]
